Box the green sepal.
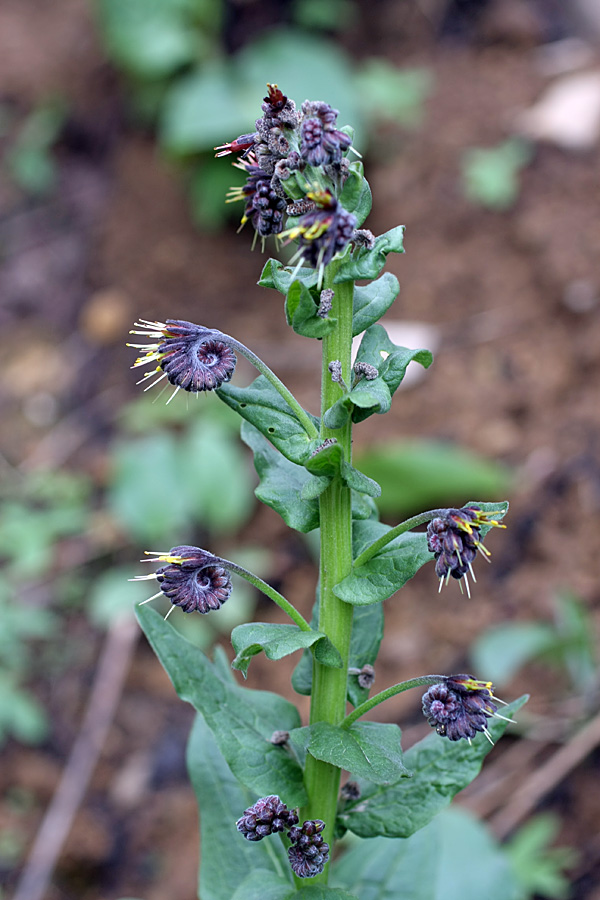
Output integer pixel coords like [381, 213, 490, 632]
[291, 597, 384, 707]
[324, 325, 433, 428]
[340, 460, 381, 498]
[217, 376, 319, 465]
[285, 279, 337, 338]
[338, 695, 528, 839]
[352, 272, 400, 336]
[334, 519, 432, 606]
[334, 225, 405, 283]
[339, 161, 372, 227]
[231, 622, 342, 678]
[241, 422, 320, 533]
[259, 258, 318, 294]
[331, 808, 519, 900]
[188, 715, 292, 900]
[467, 499, 510, 538]
[289, 721, 410, 785]
[137, 605, 307, 807]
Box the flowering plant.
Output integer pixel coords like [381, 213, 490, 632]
[130, 85, 527, 899]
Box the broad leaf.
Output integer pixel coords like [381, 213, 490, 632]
[232, 871, 360, 900]
[292, 721, 410, 784]
[292, 600, 384, 708]
[286, 280, 337, 338]
[340, 461, 381, 498]
[332, 807, 519, 900]
[259, 258, 318, 294]
[339, 161, 372, 227]
[137, 605, 307, 807]
[335, 226, 405, 283]
[218, 376, 319, 466]
[305, 439, 344, 479]
[335, 521, 432, 606]
[241, 422, 319, 533]
[231, 622, 342, 677]
[352, 273, 400, 336]
[338, 695, 527, 838]
[188, 715, 291, 900]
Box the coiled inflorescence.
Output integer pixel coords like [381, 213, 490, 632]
[133, 546, 232, 616]
[236, 795, 299, 842]
[128, 319, 236, 400]
[426, 505, 505, 596]
[287, 819, 330, 879]
[422, 674, 504, 743]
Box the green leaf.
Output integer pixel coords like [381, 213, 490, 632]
[339, 161, 372, 227]
[188, 715, 291, 900]
[241, 422, 320, 533]
[291, 600, 384, 707]
[334, 522, 432, 606]
[218, 376, 319, 466]
[338, 696, 527, 839]
[324, 325, 432, 427]
[332, 807, 519, 900]
[301, 474, 332, 501]
[335, 226, 405, 283]
[341, 461, 381, 498]
[138, 605, 306, 807]
[305, 440, 344, 479]
[297, 721, 410, 784]
[232, 870, 360, 900]
[231, 622, 342, 677]
[286, 280, 337, 338]
[352, 273, 400, 336]
[355, 61, 433, 128]
[259, 258, 318, 294]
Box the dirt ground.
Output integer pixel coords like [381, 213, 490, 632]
[1, 1, 600, 898]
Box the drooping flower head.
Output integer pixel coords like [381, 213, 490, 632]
[299, 100, 352, 167]
[284, 188, 357, 280]
[236, 795, 298, 842]
[128, 319, 236, 401]
[133, 546, 232, 616]
[427, 505, 505, 596]
[422, 674, 508, 744]
[227, 157, 287, 240]
[287, 819, 330, 879]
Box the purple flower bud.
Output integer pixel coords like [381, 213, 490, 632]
[236, 796, 299, 841]
[426, 505, 505, 595]
[284, 189, 357, 272]
[228, 159, 287, 238]
[128, 319, 236, 399]
[422, 675, 502, 743]
[133, 547, 232, 616]
[287, 819, 329, 878]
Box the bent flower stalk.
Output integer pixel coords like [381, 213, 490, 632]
[128, 84, 524, 897]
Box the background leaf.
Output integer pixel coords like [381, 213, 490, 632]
[137, 605, 306, 806]
[338, 695, 527, 838]
[188, 715, 291, 900]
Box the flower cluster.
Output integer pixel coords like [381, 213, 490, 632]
[287, 819, 330, 879]
[422, 675, 505, 743]
[426, 505, 505, 596]
[216, 84, 357, 269]
[236, 795, 298, 842]
[132, 546, 232, 617]
[128, 319, 236, 400]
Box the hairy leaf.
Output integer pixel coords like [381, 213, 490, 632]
[218, 376, 319, 465]
[188, 715, 291, 900]
[232, 870, 360, 900]
[138, 605, 306, 806]
[259, 258, 318, 294]
[335, 226, 405, 283]
[286, 280, 337, 338]
[293, 721, 409, 784]
[352, 273, 400, 336]
[231, 622, 342, 677]
[338, 696, 527, 838]
[339, 161, 372, 227]
[332, 807, 519, 900]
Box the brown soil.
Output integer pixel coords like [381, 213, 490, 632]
[2, 1, 600, 898]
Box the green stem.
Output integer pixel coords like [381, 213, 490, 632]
[215, 333, 319, 440]
[352, 508, 447, 568]
[300, 264, 354, 886]
[341, 675, 444, 729]
[212, 558, 312, 632]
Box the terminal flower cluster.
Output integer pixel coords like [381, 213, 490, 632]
[422, 675, 507, 743]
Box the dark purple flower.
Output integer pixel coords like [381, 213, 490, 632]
[134, 546, 232, 616]
[214, 132, 257, 158]
[128, 319, 236, 398]
[287, 819, 329, 879]
[300, 101, 352, 167]
[427, 505, 505, 595]
[236, 795, 299, 842]
[422, 674, 503, 743]
[285, 189, 357, 271]
[228, 160, 287, 238]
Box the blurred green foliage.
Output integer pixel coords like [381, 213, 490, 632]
[506, 814, 577, 900]
[462, 138, 532, 211]
[3, 99, 66, 195]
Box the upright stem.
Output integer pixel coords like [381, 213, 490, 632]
[300, 268, 354, 885]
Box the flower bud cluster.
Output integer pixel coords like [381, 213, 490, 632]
[427, 505, 505, 595]
[236, 795, 298, 842]
[287, 819, 330, 879]
[422, 675, 501, 743]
